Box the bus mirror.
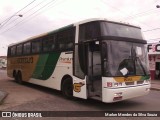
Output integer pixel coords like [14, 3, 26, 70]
[136, 47, 142, 56]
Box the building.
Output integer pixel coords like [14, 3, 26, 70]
[147, 43, 160, 80]
[0, 56, 7, 69]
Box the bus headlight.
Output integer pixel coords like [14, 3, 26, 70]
[113, 92, 123, 101]
[144, 80, 150, 84]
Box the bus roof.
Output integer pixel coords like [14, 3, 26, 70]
[74, 18, 140, 28]
[8, 24, 74, 47]
[8, 18, 140, 47]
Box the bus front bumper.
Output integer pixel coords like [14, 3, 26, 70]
[102, 84, 150, 103]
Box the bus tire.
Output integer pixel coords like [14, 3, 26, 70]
[62, 78, 73, 99]
[17, 71, 23, 84]
[13, 71, 18, 82]
[13, 70, 16, 78]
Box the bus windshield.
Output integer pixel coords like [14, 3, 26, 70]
[100, 22, 143, 40]
[102, 40, 150, 77]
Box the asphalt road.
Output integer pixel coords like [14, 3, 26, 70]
[0, 70, 160, 120]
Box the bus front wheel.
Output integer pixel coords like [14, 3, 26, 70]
[62, 78, 73, 99]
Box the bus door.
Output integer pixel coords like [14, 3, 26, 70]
[73, 41, 102, 99]
[73, 43, 87, 99]
[86, 41, 102, 99]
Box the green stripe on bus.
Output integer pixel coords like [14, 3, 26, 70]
[32, 54, 49, 79]
[140, 75, 150, 80]
[32, 53, 60, 80]
[40, 53, 60, 80]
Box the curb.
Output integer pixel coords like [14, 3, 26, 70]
[0, 90, 8, 104]
[150, 88, 160, 91]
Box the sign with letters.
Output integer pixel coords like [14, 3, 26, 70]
[148, 44, 160, 54]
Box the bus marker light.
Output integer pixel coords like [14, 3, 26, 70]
[114, 92, 122, 97]
[107, 82, 112, 87]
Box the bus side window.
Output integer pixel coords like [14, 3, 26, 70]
[57, 30, 66, 50]
[79, 22, 100, 42]
[43, 35, 56, 52]
[23, 42, 31, 55]
[16, 44, 23, 55]
[57, 27, 75, 51]
[7, 47, 11, 56]
[66, 28, 75, 50]
[10, 46, 16, 56]
[32, 39, 42, 53]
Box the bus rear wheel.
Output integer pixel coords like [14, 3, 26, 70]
[62, 78, 73, 99]
[16, 72, 23, 84]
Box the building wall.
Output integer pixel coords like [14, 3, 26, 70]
[0, 56, 7, 68]
[148, 43, 160, 80]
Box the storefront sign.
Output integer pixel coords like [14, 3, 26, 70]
[148, 44, 160, 54]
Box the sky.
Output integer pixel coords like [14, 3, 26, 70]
[0, 0, 160, 55]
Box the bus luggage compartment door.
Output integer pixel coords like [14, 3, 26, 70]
[73, 77, 87, 99]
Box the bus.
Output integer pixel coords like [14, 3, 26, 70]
[7, 18, 150, 103]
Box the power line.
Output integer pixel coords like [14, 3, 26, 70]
[143, 27, 160, 32]
[100, 0, 152, 28]
[2, 0, 47, 29]
[0, 15, 23, 29]
[0, 0, 36, 28]
[148, 37, 160, 40]
[0, 0, 60, 34]
[121, 9, 158, 20]
[123, 0, 160, 20]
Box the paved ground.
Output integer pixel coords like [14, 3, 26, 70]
[0, 91, 8, 104]
[0, 70, 52, 110]
[1, 71, 160, 104]
[0, 70, 160, 120]
[151, 79, 160, 91]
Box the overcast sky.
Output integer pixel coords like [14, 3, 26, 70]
[0, 0, 160, 55]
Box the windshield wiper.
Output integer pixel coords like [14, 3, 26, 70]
[136, 57, 146, 75]
[130, 46, 146, 76]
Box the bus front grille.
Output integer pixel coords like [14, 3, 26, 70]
[125, 82, 135, 86]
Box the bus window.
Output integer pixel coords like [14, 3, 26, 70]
[57, 30, 67, 50]
[43, 35, 55, 52]
[66, 28, 75, 50]
[7, 47, 11, 56]
[16, 44, 22, 55]
[57, 28, 75, 51]
[79, 22, 100, 42]
[11, 46, 16, 56]
[23, 42, 31, 54]
[32, 40, 42, 53]
[74, 45, 85, 79]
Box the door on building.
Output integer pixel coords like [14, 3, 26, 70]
[155, 62, 160, 80]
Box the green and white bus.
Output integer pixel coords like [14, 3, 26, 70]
[7, 18, 150, 103]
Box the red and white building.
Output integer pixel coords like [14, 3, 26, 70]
[148, 43, 160, 80]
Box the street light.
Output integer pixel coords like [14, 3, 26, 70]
[156, 5, 160, 8]
[0, 14, 23, 27]
[16, 14, 23, 17]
